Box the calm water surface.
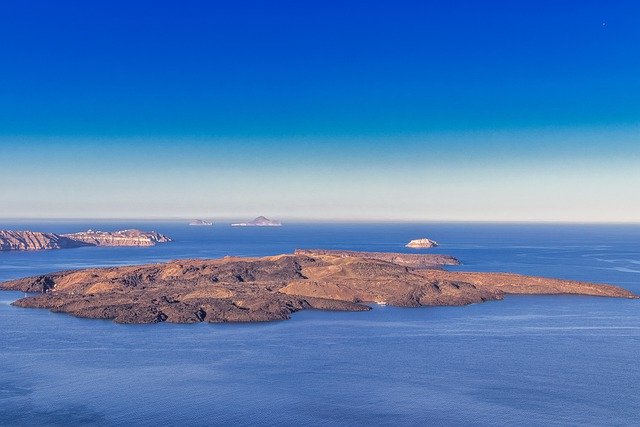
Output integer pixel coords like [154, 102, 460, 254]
[1, 222, 639, 426]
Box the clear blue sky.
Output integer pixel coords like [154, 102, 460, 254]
[1, 1, 639, 221]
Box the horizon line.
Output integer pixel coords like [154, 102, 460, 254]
[1, 217, 640, 225]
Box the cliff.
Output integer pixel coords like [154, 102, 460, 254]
[0, 230, 91, 251]
[0, 229, 171, 251]
[1, 250, 635, 324]
[61, 229, 171, 247]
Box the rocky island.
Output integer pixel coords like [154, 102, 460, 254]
[1, 249, 635, 323]
[0, 229, 171, 251]
[189, 219, 213, 226]
[62, 229, 171, 247]
[231, 216, 282, 227]
[406, 238, 438, 248]
[0, 230, 92, 251]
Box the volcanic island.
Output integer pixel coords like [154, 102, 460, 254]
[1, 249, 636, 324]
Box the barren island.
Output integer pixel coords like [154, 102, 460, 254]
[1, 249, 636, 324]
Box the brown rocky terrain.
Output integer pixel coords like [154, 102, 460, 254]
[1, 250, 635, 324]
[0, 230, 92, 251]
[294, 249, 459, 267]
[62, 229, 171, 247]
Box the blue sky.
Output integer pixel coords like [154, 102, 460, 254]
[1, 1, 639, 220]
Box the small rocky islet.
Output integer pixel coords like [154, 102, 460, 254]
[1, 249, 636, 324]
[405, 238, 438, 248]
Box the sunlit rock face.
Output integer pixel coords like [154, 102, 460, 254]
[0, 230, 91, 251]
[62, 229, 171, 247]
[0, 229, 171, 251]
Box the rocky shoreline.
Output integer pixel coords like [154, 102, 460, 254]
[1, 249, 636, 324]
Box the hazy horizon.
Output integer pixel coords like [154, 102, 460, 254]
[2, 216, 640, 225]
[1, 2, 639, 222]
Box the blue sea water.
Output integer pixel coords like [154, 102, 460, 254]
[1, 221, 639, 426]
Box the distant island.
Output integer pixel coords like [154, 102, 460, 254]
[1, 249, 635, 323]
[0, 229, 171, 251]
[231, 216, 282, 227]
[189, 219, 213, 226]
[405, 238, 438, 248]
[0, 230, 91, 251]
[63, 229, 171, 247]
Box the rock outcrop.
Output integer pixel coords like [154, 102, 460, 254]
[1, 250, 635, 324]
[231, 216, 282, 227]
[61, 229, 171, 247]
[405, 238, 438, 248]
[0, 230, 92, 251]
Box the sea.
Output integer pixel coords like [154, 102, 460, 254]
[1, 221, 639, 426]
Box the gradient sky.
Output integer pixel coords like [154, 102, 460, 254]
[1, 1, 639, 221]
